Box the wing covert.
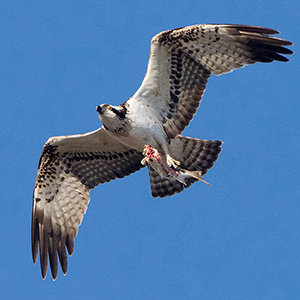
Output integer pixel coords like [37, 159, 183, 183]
[32, 127, 144, 279]
[133, 24, 293, 139]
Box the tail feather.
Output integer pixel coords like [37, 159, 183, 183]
[148, 136, 222, 198]
[148, 166, 185, 198]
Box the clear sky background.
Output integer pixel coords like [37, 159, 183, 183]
[1, 1, 299, 299]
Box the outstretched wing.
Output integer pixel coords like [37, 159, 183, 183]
[133, 24, 293, 139]
[32, 127, 144, 280]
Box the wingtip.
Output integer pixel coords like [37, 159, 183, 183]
[50, 265, 58, 281]
[219, 24, 280, 35]
[52, 274, 58, 281]
[32, 256, 37, 264]
[286, 40, 293, 46]
[41, 268, 47, 280]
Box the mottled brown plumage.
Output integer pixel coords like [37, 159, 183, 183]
[134, 24, 292, 139]
[32, 24, 292, 280]
[32, 129, 143, 279]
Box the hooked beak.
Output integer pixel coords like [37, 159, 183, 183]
[96, 105, 104, 114]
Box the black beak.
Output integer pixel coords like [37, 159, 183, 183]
[96, 105, 103, 114]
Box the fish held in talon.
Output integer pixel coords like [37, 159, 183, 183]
[31, 23, 292, 279]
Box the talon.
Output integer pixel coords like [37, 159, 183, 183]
[142, 145, 211, 186]
[141, 157, 147, 165]
[143, 145, 178, 179]
[166, 154, 180, 168]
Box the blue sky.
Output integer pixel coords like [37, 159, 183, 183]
[1, 0, 299, 299]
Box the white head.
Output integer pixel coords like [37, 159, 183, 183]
[96, 104, 127, 133]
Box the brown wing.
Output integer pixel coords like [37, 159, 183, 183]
[32, 127, 144, 280]
[133, 24, 293, 139]
[148, 136, 222, 197]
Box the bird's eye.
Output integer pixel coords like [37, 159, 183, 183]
[106, 105, 111, 110]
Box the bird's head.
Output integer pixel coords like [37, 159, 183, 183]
[96, 104, 127, 132]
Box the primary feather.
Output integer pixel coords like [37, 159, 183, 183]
[32, 24, 292, 279]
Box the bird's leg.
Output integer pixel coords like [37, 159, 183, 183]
[142, 145, 211, 186]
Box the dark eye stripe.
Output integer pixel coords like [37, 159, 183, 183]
[110, 107, 117, 113]
[111, 107, 126, 119]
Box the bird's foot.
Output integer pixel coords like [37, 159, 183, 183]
[142, 145, 210, 186]
[142, 145, 177, 178]
[166, 154, 180, 168]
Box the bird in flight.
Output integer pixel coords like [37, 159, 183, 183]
[31, 24, 292, 279]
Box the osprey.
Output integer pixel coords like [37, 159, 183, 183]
[32, 24, 292, 279]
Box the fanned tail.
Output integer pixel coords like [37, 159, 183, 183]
[148, 136, 222, 197]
